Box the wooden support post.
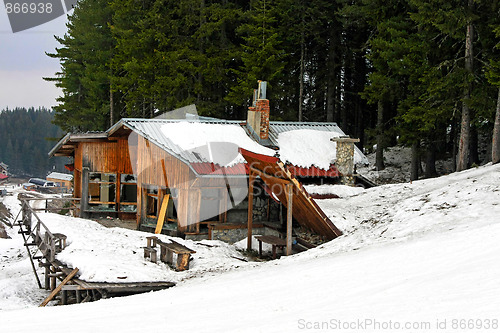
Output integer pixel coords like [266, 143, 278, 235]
[116, 173, 121, 213]
[39, 268, 79, 307]
[81, 168, 89, 218]
[61, 290, 67, 305]
[177, 254, 190, 271]
[247, 172, 256, 251]
[50, 277, 56, 291]
[286, 183, 293, 256]
[44, 264, 50, 290]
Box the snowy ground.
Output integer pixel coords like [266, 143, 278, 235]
[357, 145, 455, 184]
[1, 163, 500, 332]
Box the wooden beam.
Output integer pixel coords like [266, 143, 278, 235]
[248, 166, 290, 185]
[155, 194, 170, 234]
[286, 183, 293, 256]
[39, 268, 79, 307]
[247, 171, 256, 251]
[161, 159, 169, 188]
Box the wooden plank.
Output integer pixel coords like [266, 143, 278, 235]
[254, 235, 286, 246]
[155, 194, 170, 234]
[210, 223, 264, 230]
[158, 239, 196, 254]
[248, 166, 291, 185]
[39, 268, 79, 307]
[286, 183, 293, 256]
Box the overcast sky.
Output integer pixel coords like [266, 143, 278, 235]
[0, 8, 69, 110]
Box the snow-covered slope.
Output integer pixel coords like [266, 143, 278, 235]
[1, 163, 499, 332]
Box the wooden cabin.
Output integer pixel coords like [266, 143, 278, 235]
[50, 119, 280, 240]
[49, 132, 137, 220]
[49, 84, 367, 243]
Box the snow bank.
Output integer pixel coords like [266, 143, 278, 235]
[277, 129, 367, 170]
[161, 122, 274, 166]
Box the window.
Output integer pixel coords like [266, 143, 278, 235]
[146, 187, 158, 218]
[120, 174, 137, 212]
[88, 172, 116, 212]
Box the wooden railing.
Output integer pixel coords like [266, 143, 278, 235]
[20, 198, 76, 262]
[21, 197, 81, 215]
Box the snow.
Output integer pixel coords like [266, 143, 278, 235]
[277, 129, 368, 170]
[1, 163, 500, 332]
[161, 122, 275, 166]
[357, 145, 455, 184]
[303, 184, 366, 197]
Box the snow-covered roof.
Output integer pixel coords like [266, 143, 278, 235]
[0, 162, 8, 169]
[46, 172, 73, 181]
[110, 118, 274, 168]
[277, 129, 368, 170]
[50, 117, 368, 174]
[161, 122, 274, 167]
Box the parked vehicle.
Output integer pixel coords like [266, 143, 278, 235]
[28, 178, 56, 187]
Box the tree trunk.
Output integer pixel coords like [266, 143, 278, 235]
[451, 118, 458, 172]
[457, 5, 474, 172]
[298, 18, 305, 122]
[326, 28, 338, 123]
[109, 84, 114, 126]
[376, 100, 385, 171]
[411, 141, 420, 181]
[326, 56, 335, 123]
[493, 88, 500, 164]
[470, 124, 479, 165]
[425, 144, 437, 178]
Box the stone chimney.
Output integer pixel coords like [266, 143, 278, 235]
[331, 136, 360, 186]
[247, 81, 270, 141]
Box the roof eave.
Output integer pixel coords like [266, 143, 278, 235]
[48, 133, 72, 157]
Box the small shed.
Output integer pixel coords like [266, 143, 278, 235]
[23, 183, 36, 191]
[0, 162, 8, 175]
[46, 172, 74, 192]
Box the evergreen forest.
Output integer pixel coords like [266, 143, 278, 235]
[46, 0, 500, 178]
[0, 108, 66, 177]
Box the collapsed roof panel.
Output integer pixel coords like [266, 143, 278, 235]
[240, 148, 343, 241]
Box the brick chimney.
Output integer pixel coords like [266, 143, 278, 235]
[247, 81, 270, 140]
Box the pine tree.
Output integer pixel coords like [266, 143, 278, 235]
[226, 0, 286, 113]
[46, 0, 117, 132]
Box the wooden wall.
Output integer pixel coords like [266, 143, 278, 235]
[72, 138, 134, 207]
[136, 136, 198, 232]
[74, 139, 133, 174]
[71, 133, 250, 234]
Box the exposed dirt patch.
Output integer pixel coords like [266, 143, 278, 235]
[0, 202, 12, 238]
[93, 218, 138, 231]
